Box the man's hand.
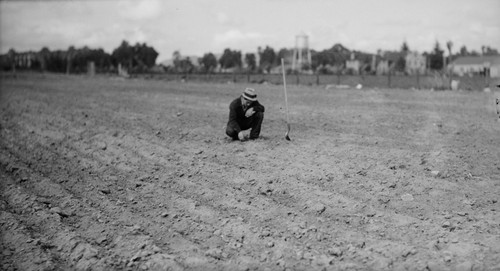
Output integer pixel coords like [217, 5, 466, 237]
[245, 107, 255, 118]
[238, 131, 245, 141]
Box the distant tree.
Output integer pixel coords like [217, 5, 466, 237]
[0, 55, 9, 71]
[173, 51, 181, 66]
[66, 46, 76, 74]
[310, 44, 354, 74]
[455, 45, 498, 57]
[276, 48, 292, 63]
[71, 46, 90, 73]
[45, 49, 66, 72]
[112, 40, 134, 69]
[310, 50, 319, 71]
[219, 48, 241, 71]
[219, 49, 231, 70]
[327, 43, 350, 66]
[401, 41, 410, 53]
[395, 56, 406, 73]
[244, 53, 257, 72]
[352, 50, 373, 72]
[469, 50, 480, 56]
[65, 46, 112, 74]
[200, 52, 218, 73]
[182, 57, 194, 73]
[331, 43, 350, 53]
[172, 51, 194, 73]
[446, 41, 453, 56]
[111, 40, 158, 71]
[88, 48, 113, 71]
[390, 42, 410, 74]
[459, 45, 468, 56]
[259, 46, 276, 73]
[234, 51, 242, 68]
[135, 43, 158, 68]
[312, 50, 335, 74]
[316, 50, 335, 66]
[483, 46, 499, 56]
[68, 46, 96, 73]
[38, 47, 51, 71]
[173, 51, 182, 72]
[6, 48, 16, 72]
[446, 41, 453, 65]
[429, 41, 444, 70]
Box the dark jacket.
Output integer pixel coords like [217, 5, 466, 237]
[227, 96, 265, 133]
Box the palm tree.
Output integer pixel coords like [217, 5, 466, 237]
[446, 41, 454, 88]
[446, 41, 453, 63]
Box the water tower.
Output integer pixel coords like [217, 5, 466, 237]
[292, 33, 312, 72]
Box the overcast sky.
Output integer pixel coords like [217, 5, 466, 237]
[1, 0, 499, 62]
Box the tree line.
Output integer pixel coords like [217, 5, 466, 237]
[0, 40, 158, 74]
[2, 39, 498, 75]
[173, 41, 499, 75]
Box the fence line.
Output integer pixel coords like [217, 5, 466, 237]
[135, 72, 497, 91]
[2, 70, 496, 91]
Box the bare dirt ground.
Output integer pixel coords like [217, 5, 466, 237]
[1, 73, 499, 271]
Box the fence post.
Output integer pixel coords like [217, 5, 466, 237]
[448, 68, 452, 90]
[484, 67, 489, 88]
[316, 72, 320, 85]
[416, 70, 420, 89]
[387, 71, 391, 88]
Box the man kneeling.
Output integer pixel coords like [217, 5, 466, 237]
[226, 88, 265, 141]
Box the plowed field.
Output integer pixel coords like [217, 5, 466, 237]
[1, 73, 499, 271]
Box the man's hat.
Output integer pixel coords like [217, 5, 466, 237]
[242, 88, 257, 101]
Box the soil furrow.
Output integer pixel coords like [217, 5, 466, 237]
[1, 74, 499, 270]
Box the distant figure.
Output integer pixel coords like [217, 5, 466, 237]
[226, 88, 265, 141]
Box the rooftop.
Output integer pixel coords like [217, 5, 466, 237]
[451, 56, 500, 65]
